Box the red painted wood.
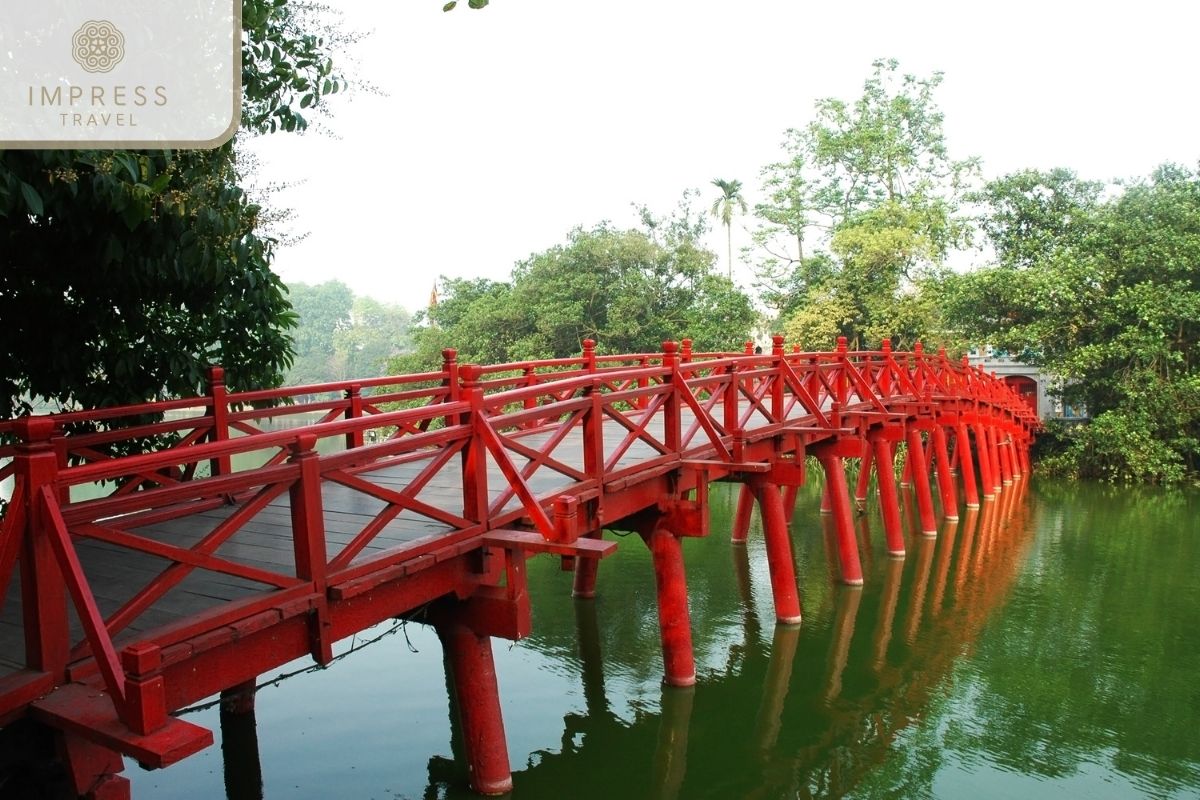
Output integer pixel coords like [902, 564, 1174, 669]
[753, 481, 802, 624]
[0, 342, 1039, 792]
[642, 524, 695, 687]
[437, 620, 513, 795]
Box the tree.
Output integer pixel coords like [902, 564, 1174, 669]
[941, 165, 1200, 482]
[331, 296, 413, 380]
[284, 280, 354, 385]
[398, 201, 757, 371]
[750, 59, 978, 348]
[284, 282, 413, 384]
[710, 178, 748, 280]
[0, 0, 343, 417]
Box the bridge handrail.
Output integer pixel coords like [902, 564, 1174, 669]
[1, 339, 1037, 496]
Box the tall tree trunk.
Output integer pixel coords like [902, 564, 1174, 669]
[727, 224, 733, 280]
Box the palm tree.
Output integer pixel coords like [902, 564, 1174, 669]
[710, 178, 748, 280]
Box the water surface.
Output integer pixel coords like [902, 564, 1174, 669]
[128, 480, 1200, 799]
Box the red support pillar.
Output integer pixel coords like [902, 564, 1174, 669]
[437, 621, 513, 796]
[819, 482, 832, 514]
[985, 425, 1003, 495]
[752, 481, 803, 624]
[816, 454, 863, 585]
[998, 436, 1014, 485]
[642, 524, 696, 687]
[905, 428, 938, 535]
[731, 483, 754, 545]
[956, 423, 980, 509]
[571, 530, 603, 599]
[854, 443, 873, 512]
[871, 437, 906, 557]
[930, 425, 959, 521]
[973, 423, 996, 500]
[1010, 436, 1025, 480]
[783, 484, 799, 524]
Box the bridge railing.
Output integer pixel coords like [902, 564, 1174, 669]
[0, 336, 1038, 733]
[0, 338, 1037, 504]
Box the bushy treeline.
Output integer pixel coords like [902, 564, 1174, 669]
[394, 205, 757, 371]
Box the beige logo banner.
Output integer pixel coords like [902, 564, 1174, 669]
[1, 1, 241, 148]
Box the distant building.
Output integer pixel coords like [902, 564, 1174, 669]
[967, 347, 1086, 421]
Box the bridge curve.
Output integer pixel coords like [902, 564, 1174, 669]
[0, 336, 1037, 798]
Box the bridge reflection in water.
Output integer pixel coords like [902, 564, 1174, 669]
[201, 479, 1033, 800]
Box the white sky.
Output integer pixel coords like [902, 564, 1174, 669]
[242, 0, 1200, 311]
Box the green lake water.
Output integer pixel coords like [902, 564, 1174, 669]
[125, 479, 1200, 799]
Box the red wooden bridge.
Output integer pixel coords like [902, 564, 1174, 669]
[0, 337, 1036, 798]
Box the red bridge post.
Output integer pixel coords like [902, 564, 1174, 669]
[854, 441, 873, 512]
[12, 417, 70, 680]
[460, 365, 489, 523]
[930, 424, 959, 522]
[998, 434, 1014, 485]
[815, 438, 865, 586]
[206, 366, 232, 477]
[643, 521, 696, 687]
[957, 421, 980, 509]
[436, 619, 513, 795]
[345, 384, 364, 450]
[905, 425, 939, 536]
[12, 416, 134, 798]
[869, 432, 906, 556]
[572, 356, 606, 599]
[731, 481, 754, 545]
[643, 341, 696, 687]
[750, 480, 803, 624]
[985, 424, 1003, 496]
[972, 421, 995, 500]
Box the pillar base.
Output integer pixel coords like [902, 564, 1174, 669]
[475, 776, 515, 796]
[663, 673, 697, 688]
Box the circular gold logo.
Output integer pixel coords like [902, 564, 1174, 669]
[72, 20, 125, 73]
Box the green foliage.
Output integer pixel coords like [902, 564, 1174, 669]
[942, 165, 1200, 482]
[751, 59, 977, 348]
[242, 0, 344, 135]
[0, 149, 296, 413]
[0, 0, 343, 416]
[283, 281, 412, 385]
[397, 206, 756, 371]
